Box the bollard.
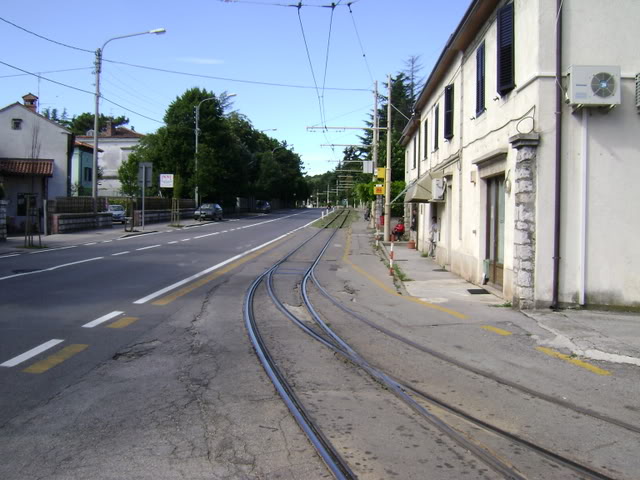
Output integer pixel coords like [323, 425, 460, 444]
[389, 240, 394, 275]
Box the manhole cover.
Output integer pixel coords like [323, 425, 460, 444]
[468, 288, 490, 295]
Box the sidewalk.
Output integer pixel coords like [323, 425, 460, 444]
[370, 221, 640, 367]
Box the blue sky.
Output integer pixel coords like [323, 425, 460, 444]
[0, 0, 471, 176]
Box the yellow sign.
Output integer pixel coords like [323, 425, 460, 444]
[377, 167, 385, 180]
[373, 184, 384, 195]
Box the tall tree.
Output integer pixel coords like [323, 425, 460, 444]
[403, 55, 425, 110]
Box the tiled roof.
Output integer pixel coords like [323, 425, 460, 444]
[0, 158, 54, 176]
[77, 126, 144, 139]
[74, 140, 102, 152]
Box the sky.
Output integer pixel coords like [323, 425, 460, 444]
[0, 0, 471, 176]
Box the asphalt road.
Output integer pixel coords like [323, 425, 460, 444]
[0, 209, 321, 426]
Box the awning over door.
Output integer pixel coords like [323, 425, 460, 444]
[0, 158, 54, 176]
[404, 170, 443, 203]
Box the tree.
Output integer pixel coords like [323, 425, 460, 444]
[403, 55, 425, 110]
[67, 113, 129, 136]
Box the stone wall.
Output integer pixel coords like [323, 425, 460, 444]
[510, 133, 540, 309]
[50, 213, 113, 234]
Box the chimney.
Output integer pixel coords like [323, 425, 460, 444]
[22, 93, 38, 113]
[104, 119, 113, 137]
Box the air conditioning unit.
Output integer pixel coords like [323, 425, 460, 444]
[636, 73, 640, 111]
[432, 178, 446, 202]
[567, 65, 621, 106]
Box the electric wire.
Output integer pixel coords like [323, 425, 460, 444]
[0, 66, 92, 79]
[0, 16, 94, 53]
[0, 60, 163, 124]
[320, 2, 336, 127]
[347, 2, 375, 84]
[103, 58, 369, 92]
[295, 4, 326, 128]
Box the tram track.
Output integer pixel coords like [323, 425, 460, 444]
[244, 210, 633, 479]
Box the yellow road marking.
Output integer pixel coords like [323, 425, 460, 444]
[536, 346, 611, 376]
[23, 344, 88, 374]
[342, 229, 468, 320]
[107, 316, 139, 329]
[481, 325, 513, 336]
[152, 240, 283, 305]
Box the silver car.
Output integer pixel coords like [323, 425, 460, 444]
[107, 204, 126, 224]
[194, 203, 223, 221]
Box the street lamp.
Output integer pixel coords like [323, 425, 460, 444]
[194, 94, 236, 205]
[92, 28, 166, 206]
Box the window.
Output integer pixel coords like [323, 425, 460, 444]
[11, 118, 22, 130]
[423, 120, 428, 159]
[434, 105, 439, 150]
[476, 42, 486, 115]
[83, 167, 92, 182]
[444, 85, 454, 140]
[497, 3, 515, 96]
[412, 137, 417, 169]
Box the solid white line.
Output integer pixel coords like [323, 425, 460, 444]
[29, 245, 77, 254]
[0, 257, 103, 281]
[112, 251, 130, 256]
[0, 254, 20, 259]
[82, 311, 123, 328]
[181, 239, 191, 242]
[133, 218, 317, 305]
[136, 245, 161, 251]
[1, 339, 64, 367]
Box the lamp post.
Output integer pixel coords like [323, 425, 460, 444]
[92, 28, 166, 207]
[194, 94, 236, 206]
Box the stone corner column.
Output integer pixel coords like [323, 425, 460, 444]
[0, 199, 7, 242]
[509, 133, 541, 310]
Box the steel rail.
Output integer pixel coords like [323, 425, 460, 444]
[243, 209, 355, 480]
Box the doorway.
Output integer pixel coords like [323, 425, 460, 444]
[485, 175, 505, 286]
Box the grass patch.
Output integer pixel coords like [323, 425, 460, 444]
[491, 301, 513, 308]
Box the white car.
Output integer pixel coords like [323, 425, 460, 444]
[107, 204, 126, 224]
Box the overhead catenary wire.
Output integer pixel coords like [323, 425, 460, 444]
[0, 16, 94, 53]
[347, 2, 375, 85]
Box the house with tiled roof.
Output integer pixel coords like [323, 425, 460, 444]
[0, 94, 73, 231]
[77, 122, 144, 197]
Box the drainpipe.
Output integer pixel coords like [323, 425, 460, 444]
[551, 0, 563, 309]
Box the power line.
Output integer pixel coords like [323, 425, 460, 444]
[0, 16, 94, 53]
[0, 60, 163, 124]
[0, 66, 92, 79]
[103, 58, 369, 92]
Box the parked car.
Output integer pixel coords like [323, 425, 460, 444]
[194, 203, 223, 221]
[107, 204, 126, 224]
[255, 200, 271, 213]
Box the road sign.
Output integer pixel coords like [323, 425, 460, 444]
[377, 167, 385, 180]
[138, 162, 153, 188]
[374, 184, 384, 195]
[160, 173, 174, 188]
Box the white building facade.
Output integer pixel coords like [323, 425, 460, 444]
[401, 0, 640, 309]
[0, 95, 72, 224]
[77, 124, 143, 197]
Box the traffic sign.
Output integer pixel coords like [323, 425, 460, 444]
[160, 173, 174, 188]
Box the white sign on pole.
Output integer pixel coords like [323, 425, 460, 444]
[160, 173, 174, 188]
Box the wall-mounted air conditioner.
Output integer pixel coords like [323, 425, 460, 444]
[432, 178, 446, 202]
[567, 65, 621, 106]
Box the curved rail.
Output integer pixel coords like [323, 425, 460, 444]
[243, 209, 355, 480]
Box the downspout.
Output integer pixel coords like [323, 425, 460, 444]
[551, 0, 563, 309]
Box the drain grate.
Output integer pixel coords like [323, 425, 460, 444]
[433, 268, 447, 272]
[468, 288, 490, 295]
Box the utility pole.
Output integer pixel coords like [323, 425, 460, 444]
[373, 80, 380, 230]
[384, 74, 392, 242]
